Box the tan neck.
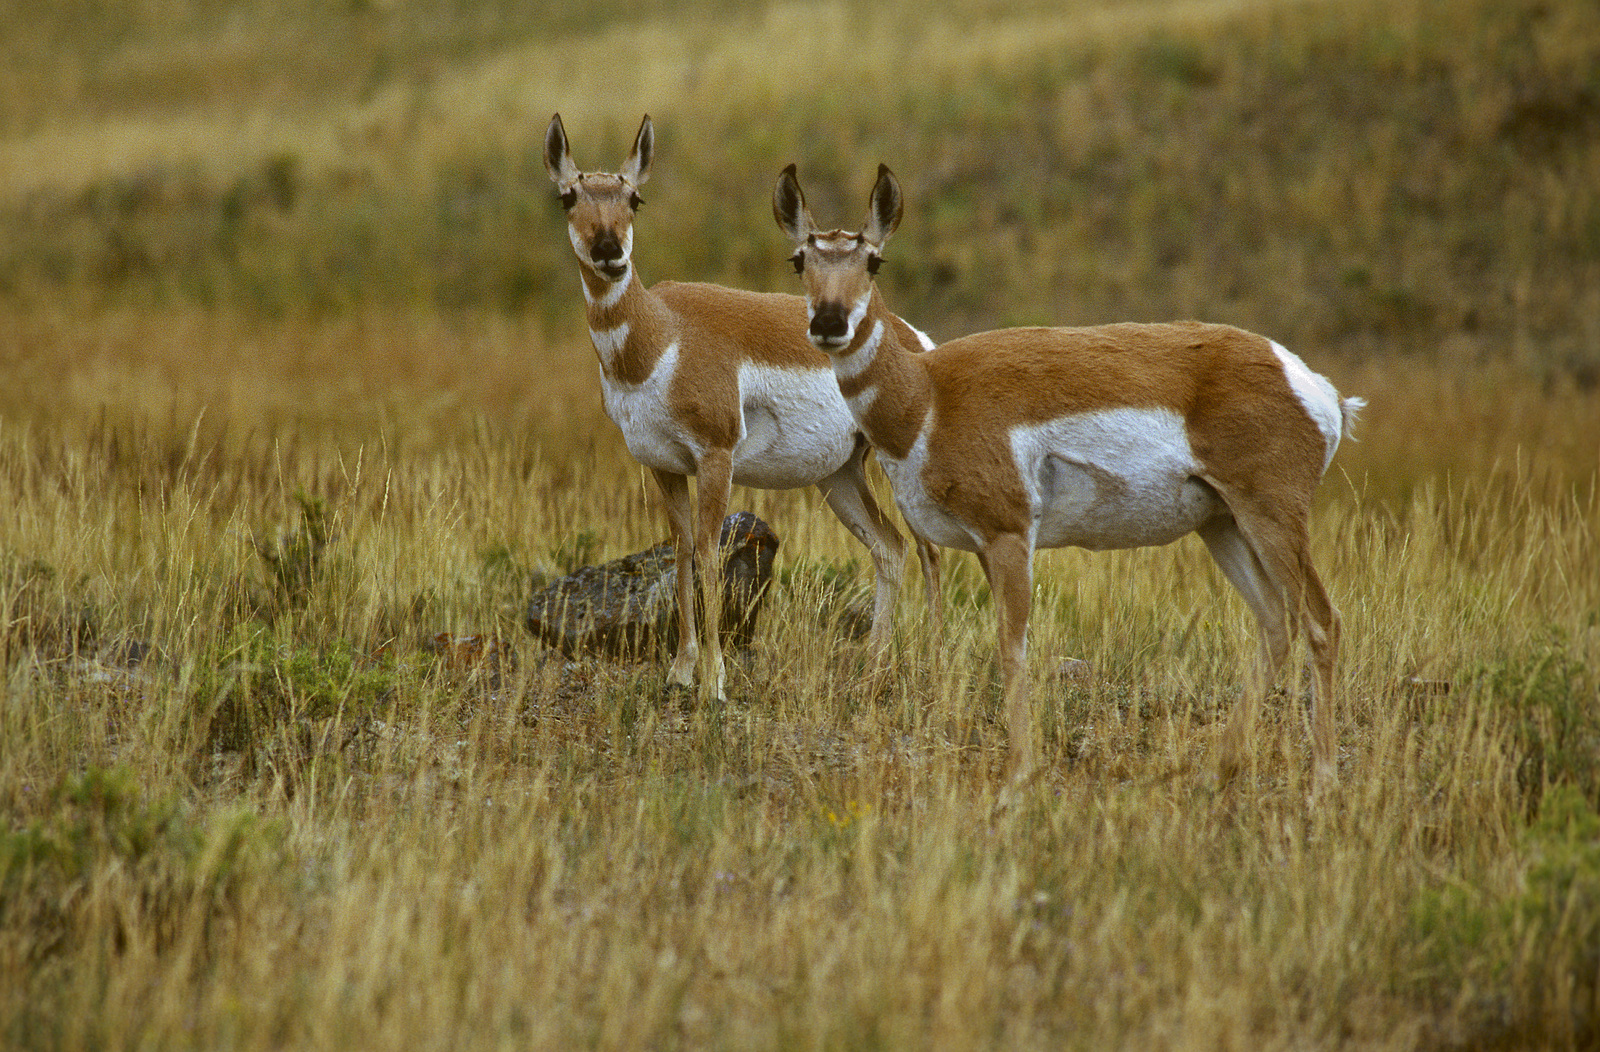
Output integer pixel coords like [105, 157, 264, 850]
[581, 264, 678, 386]
[834, 288, 933, 460]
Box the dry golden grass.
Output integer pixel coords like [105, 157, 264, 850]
[1, 395, 1596, 1049]
[3, 0, 1600, 1048]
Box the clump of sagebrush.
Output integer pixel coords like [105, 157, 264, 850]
[1408, 783, 1600, 1045]
[1471, 628, 1600, 812]
[249, 490, 333, 617]
[0, 766, 283, 963]
[184, 626, 405, 779]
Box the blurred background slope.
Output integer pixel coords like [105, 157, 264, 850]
[0, 0, 1596, 471]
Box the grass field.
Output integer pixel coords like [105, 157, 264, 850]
[3, 0, 1599, 1048]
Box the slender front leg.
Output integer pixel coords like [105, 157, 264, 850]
[695, 448, 734, 702]
[979, 532, 1036, 781]
[652, 469, 699, 692]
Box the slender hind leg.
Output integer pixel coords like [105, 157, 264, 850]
[1201, 506, 1342, 786]
[978, 532, 1036, 781]
[1296, 551, 1342, 784]
[1198, 517, 1291, 781]
[1228, 506, 1342, 785]
[915, 536, 943, 636]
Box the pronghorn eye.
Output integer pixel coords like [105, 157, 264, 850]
[789, 252, 805, 275]
[866, 253, 882, 276]
[559, 188, 577, 210]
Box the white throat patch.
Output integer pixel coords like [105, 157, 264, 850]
[590, 321, 630, 365]
[575, 226, 634, 311]
[582, 264, 632, 311]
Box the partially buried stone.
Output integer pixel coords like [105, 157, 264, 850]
[525, 512, 779, 659]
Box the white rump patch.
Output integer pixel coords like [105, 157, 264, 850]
[892, 313, 937, 352]
[1270, 341, 1345, 472]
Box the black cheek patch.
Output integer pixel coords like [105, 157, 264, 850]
[560, 188, 577, 210]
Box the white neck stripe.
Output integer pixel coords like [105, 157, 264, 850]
[833, 319, 883, 382]
[846, 383, 878, 419]
[590, 321, 630, 361]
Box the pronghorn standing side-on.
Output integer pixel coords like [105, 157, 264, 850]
[543, 114, 932, 700]
[774, 163, 1364, 784]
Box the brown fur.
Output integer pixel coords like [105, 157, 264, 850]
[546, 117, 919, 699]
[776, 163, 1354, 789]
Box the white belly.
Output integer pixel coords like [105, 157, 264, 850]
[878, 429, 988, 551]
[1017, 408, 1224, 550]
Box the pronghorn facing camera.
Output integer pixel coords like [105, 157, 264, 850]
[544, 114, 928, 700]
[774, 163, 1364, 785]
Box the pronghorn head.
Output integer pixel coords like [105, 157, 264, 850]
[544, 113, 652, 284]
[773, 163, 903, 352]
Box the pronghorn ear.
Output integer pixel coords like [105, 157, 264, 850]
[863, 163, 903, 248]
[621, 114, 654, 187]
[773, 164, 814, 245]
[543, 113, 581, 192]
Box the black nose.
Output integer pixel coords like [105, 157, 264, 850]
[590, 233, 622, 265]
[809, 304, 849, 341]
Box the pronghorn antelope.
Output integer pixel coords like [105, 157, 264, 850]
[774, 163, 1364, 783]
[543, 114, 932, 700]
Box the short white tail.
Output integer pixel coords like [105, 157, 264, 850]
[775, 163, 1360, 786]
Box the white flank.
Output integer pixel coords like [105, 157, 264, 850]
[1012, 407, 1226, 551]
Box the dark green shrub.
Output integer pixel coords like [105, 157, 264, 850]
[0, 766, 283, 962]
[1473, 629, 1600, 811]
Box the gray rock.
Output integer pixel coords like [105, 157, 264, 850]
[525, 512, 779, 659]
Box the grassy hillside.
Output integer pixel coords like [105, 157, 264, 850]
[2, 0, 1598, 365]
[2, 0, 1599, 1048]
